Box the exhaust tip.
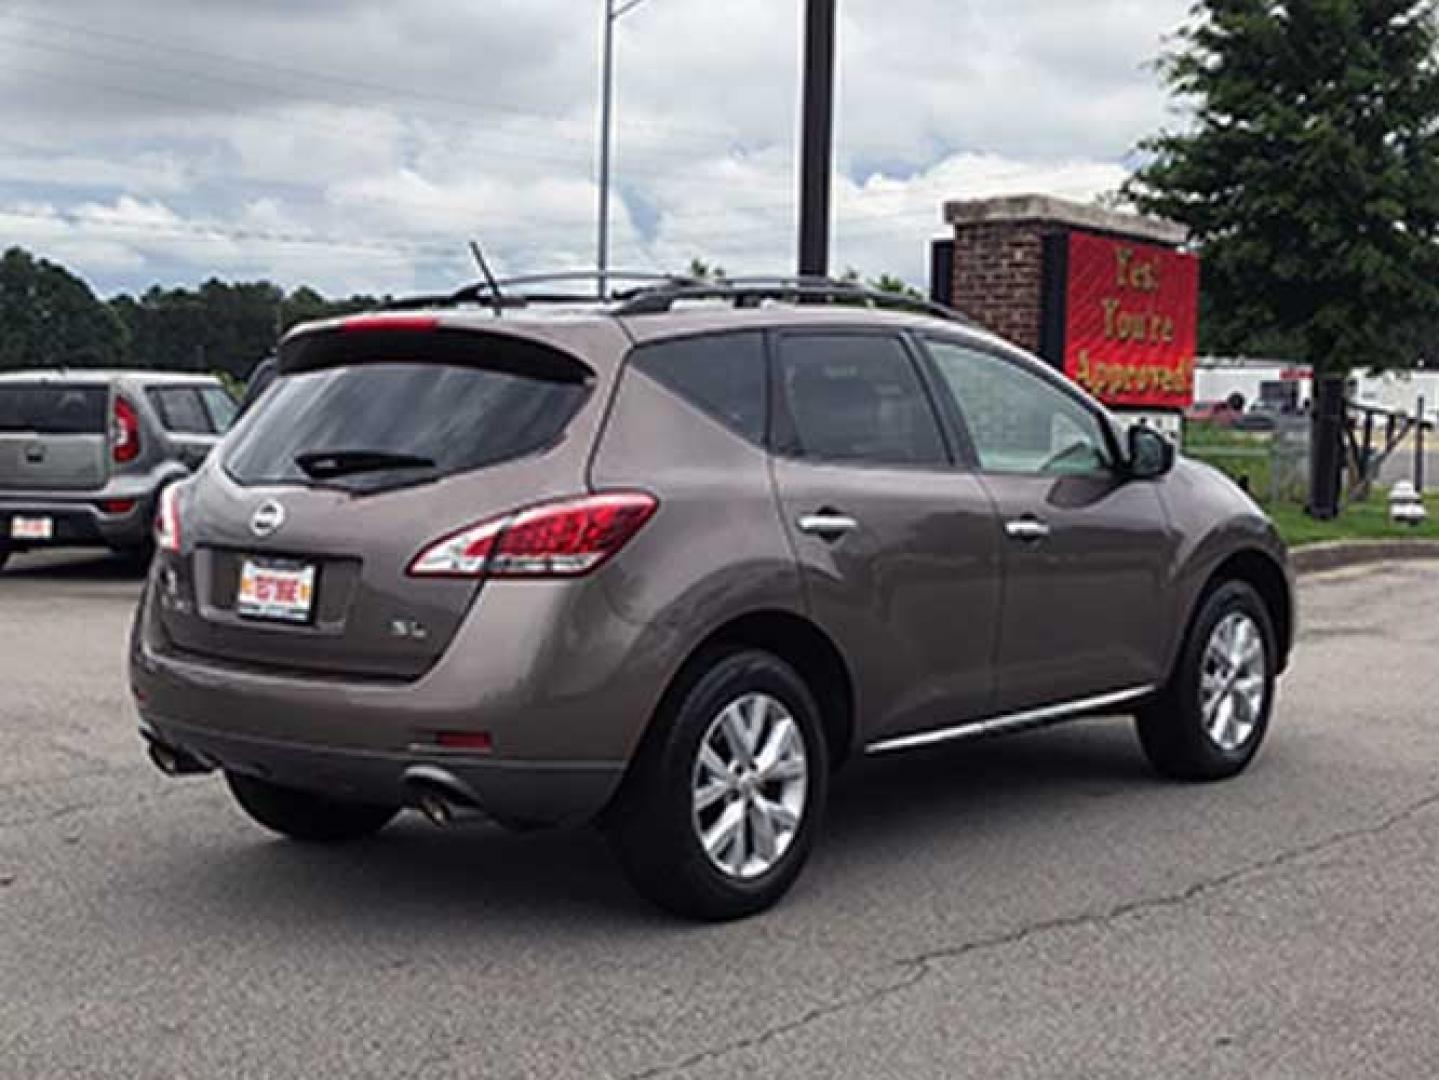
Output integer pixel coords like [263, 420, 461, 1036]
[145, 739, 211, 778]
[417, 792, 454, 828]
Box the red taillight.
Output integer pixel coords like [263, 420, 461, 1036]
[99, 499, 137, 515]
[112, 397, 140, 464]
[155, 485, 182, 553]
[340, 314, 439, 334]
[408, 492, 658, 579]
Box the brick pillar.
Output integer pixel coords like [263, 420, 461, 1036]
[943, 195, 1187, 358]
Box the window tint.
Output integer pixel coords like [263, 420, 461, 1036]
[925, 340, 1111, 475]
[148, 388, 213, 435]
[224, 362, 588, 492]
[776, 335, 946, 467]
[631, 332, 766, 443]
[200, 387, 239, 433]
[0, 386, 107, 434]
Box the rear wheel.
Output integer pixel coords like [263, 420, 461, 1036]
[225, 772, 398, 844]
[1136, 580, 1276, 781]
[0, 547, 9, 573]
[606, 649, 829, 921]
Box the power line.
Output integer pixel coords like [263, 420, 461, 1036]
[0, 7, 737, 144]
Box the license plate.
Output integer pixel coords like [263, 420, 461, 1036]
[236, 559, 317, 624]
[10, 516, 53, 541]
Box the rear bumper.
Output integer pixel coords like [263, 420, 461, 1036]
[0, 492, 153, 550]
[128, 565, 679, 827]
[139, 715, 623, 827]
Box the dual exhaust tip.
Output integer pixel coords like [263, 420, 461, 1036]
[402, 765, 484, 828]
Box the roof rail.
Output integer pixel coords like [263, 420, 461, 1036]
[378, 271, 975, 327]
[382, 271, 702, 312]
[610, 275, 976, 326]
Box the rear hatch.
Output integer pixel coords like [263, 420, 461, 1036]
[0, 382, 110, 491]
[157, 319, 615, 680]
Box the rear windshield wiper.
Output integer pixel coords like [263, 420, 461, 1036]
[294, 449, 438, 480]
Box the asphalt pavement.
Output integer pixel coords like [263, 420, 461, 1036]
[3, 549, 1439, 1079]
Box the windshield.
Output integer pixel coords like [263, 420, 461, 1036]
[223, 362, 589, 492]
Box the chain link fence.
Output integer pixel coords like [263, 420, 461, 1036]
[1183, 418, 1310, 505]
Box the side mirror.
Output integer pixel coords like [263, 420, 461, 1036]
[1126, 425, 1175, 480]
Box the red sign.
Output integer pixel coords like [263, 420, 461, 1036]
[1061, 230, 1200, 409]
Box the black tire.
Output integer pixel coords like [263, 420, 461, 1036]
[1136, 580, 1277, 781]
[0, 548, 9, 574]
[225, 771, 398, 844]
[606, 649, 830, 921]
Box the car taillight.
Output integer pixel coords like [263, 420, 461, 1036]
[112, 397, 141, 464]
[155, 485, 182, 553]
[408, 492, 658, 579]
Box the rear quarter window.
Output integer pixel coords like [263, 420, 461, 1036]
[629, 332, 767, 444]
[0, 385, 108, 434]
[148, 388, 213, 435]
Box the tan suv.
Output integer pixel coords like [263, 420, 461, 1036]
[130, 275, 1293, 920]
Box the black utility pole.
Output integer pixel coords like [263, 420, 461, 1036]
[798, 0, 837, 278]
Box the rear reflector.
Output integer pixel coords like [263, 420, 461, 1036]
[408, 491, 658, 579]
[99, 499, 137, 515]
[340, 315, 439, 334]
[435, 731, 494, 753]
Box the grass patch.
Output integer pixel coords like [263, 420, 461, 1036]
[1263, 493, 1439, 547]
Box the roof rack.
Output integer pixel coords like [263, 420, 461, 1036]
[382, 271, 702, 312]
[380, 271, 974, 327]
[611, 275, 974, 325]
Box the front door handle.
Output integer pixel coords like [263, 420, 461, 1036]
[1005, 517, 1051, 542]
[798, 512, 859, 540]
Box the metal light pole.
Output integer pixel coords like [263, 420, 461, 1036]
[597, 0, 650, 299]
[798, 0, 837, 278]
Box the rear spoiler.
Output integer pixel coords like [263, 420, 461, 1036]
[278, 318, 594, 385]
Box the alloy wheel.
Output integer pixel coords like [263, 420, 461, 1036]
[691, 692, 808, 880]
[1199, 611, 1268, 752]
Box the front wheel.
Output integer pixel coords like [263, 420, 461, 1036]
[1136, 580, 1277, 781]
[606, 649, 829, 921]
[225, 772, 398, 844]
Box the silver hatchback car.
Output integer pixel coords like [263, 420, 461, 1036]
[0, 370, 237, 570]
[130, 276, 1293, 920]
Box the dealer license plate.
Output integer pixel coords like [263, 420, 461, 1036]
[236, 559, 317, 624]
[10, 516, 53, 541]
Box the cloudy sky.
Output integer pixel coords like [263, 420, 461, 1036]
[0, 0, 1191, 299]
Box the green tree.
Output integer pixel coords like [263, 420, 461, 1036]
[0, 247, 127, 370]
[1124, 0, 1439, 374]
[686, 258, 727, 281]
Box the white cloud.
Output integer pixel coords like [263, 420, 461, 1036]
[0, 0, 1192, 296]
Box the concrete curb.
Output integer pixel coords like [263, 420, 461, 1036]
[1292, 538, 1439, 576]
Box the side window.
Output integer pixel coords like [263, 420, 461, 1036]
[925, 339, 1112, 475]
[776, 334, 947, 467]
[200, 387, 239, 433]
[148, 388, 213, 435]
[630, 332, 766, 444]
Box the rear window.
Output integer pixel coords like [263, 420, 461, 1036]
[224, 362, 589, 491]
[0, 385, 107, 434]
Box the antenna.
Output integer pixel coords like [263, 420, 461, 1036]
[468, 240, 505, 317]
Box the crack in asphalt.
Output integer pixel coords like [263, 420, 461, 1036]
[620, 787, 1439, 1080]
[0, 781, 203, 831]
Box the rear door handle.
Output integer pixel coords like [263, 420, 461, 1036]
[798, 512, 859, 539]
[1005, 517, 1051, 542]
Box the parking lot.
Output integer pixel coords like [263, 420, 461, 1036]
[3, 551, 1439, 1078]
